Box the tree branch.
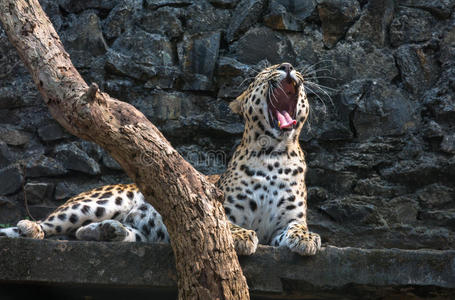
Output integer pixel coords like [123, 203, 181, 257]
[0, 0, 249, 299]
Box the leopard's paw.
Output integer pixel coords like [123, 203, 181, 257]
[231, 227, 258, 256]
[99, 220, 128, 241]
[76, 220, 128, 242]
[284, 230, 321, 256]
[17, 220, 45, 239]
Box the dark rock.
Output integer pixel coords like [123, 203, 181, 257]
[317, 0, 360, 48]
[144, 73, 181, 90]
[0, 82, 38, 111]
[386, 196, 419, 224]
[288, 25, 325, 67]
[226, 0, 266, 42]
[397, 135, 424, 160]
[0, 141, 13, 168]
[301, 90, 354, 142]
[178, 31, 221, 91]
[381, 224, 453, 250]
[209, 0, 239, 8]
[24, 182, 55, 205]
[102, 78, 135, 100]
[272, 0, 317, 22]
[379, 154, 445, 186]
[441, 134, 455, 154]
[37, 123, 67, 142]
[105, 28, 176, 81]
[138, 7, 183, 38]
[0, 196, 21, 225]
[0, 165, 23, 195]
[308, 118, 353, 142]
[0, 31, 24, 83]
[422, 120, 444, 139]
[321, 42, 398, 87]
[24, 155, 67, 178]
[177, 144, 227, 175]
[77, 141, 104, 162]
[395, 44, 440, 95]
[141, 91, 196, 123]
[26, 206, 56, 222]
[423, 68, 455, 124]
[54, 182, 73, 201]
[217, 76, 248, 98]
[353, 176, 407, 198]
[102, 0, 142, 40]
[144, 0, 192, 9]
[307, 168, 357, 195]
[102, 154, 123, 170]
[57, 0, 115, 13]
[419, 210, 455, 229]
[440, 25, 455, 66]
[184, 1, 232, 34]
[202, 99, 245, 135]
[216, 56, 251, 77]
[319, 197, 384, 226]
[398, 0, 455, 19]
[216, 57, 258, 98]
[346, 0, 395, 47]
[55, 144, 101, 175]
[61, 11, 107, 58]
[0, 125, 30, 146]
[230, 27, 296, 65]
[339, 79, 416, 140]
[264, 0, 303, 32]
[181, 74, 213, 91]
[390, 7, 435, 47]
[40, 0, 64, 31]
[307, 186, 329, 205]
[0, 196, 16, 208]
[0, 87, 24, 109]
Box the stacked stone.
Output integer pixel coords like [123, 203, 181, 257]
[0, 0, 454, 249]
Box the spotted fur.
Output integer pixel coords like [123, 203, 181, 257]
[0, 63, 320, 256]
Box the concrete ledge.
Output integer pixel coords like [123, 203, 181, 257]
[0, 238, 454, 299]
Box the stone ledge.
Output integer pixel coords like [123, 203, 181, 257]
[0, 238, 454, 299]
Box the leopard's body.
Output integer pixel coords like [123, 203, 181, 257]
[0, 63, 321, 256]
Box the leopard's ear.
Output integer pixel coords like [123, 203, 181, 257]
[229, 91, 246, 114]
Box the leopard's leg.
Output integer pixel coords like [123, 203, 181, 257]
[17, 184, 137, 239]
[229, 222, 258, 255]
[75, 219, 146, 242]
[0, 227, 21, 238]
[271, 222, 321, 256]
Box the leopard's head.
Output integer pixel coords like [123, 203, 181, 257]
[230, 63, 309, 141]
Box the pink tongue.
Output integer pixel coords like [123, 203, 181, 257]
[276, 111, 297, 129]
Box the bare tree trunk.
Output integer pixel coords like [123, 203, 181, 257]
[0, 1, 250, 299]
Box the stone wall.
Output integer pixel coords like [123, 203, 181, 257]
[0, 0, 454, 250]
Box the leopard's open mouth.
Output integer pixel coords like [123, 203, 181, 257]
[267, 77, 299, 131]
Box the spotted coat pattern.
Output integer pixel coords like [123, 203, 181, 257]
[0, 63, 321, 256]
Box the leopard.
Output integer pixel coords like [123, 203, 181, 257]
[0, 63, 321, 256]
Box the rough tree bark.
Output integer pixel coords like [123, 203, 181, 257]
[0, 1, 250, 299]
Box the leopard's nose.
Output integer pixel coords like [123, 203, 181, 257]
[278, 63, 294, 76]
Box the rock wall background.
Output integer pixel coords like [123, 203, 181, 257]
[0, 0, 454, 250]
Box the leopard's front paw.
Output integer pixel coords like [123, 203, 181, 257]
[231, 227, 258, 256]
[284, 230, 321, 256]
